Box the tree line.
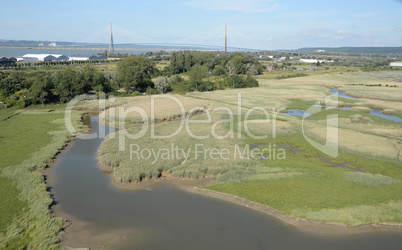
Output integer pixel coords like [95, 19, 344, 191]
[166, 51, 264, 76]
[117, 53, 260, 94]
[0, 66, 114, 107]
[0, 52, 262, 108]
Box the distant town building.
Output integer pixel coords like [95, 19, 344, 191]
[290, 53, 308, 56]
[315, 50, 326, 52]
[38, 42, 44, 47]
[390, 62, 402, 67]
[48, 42, 57, 47]
[0, 56, 17, 65]
[266, 64, 276, 71]
[273, 57, 286, 62]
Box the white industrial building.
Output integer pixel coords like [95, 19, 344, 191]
[17, 54, 106, 62]
[300, 59, 333, 63]
[22, 54, 55, 62]
[0, 56, 17, 65]
[21, 54, 68, 62]
[53, 54, 69, 61]
[390, 62, 402, 67]
[69, 55, 90, 61]
[69, 54, 107, 61]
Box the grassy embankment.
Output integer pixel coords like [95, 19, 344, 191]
[0, 106, 85, 249]
[93, 71, 402, 226]
[258, 62, 363, 80]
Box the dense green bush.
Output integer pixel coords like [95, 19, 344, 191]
[0, 66, 113, 106]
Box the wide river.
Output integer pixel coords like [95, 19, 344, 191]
[51, 116, 402, 249]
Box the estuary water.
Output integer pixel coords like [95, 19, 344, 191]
[329, 88, 358, 100]
[330, 88, 402, 122]
[0, 48, 144, 57]
[50, 116, 402, 249]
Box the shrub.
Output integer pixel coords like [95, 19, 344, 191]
[212, 65, 227, 76]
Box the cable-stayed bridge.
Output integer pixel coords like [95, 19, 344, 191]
[22, 23, 267, 53]
[74, 23, 267, 52]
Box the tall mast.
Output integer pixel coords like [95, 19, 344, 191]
[109, 22, 114, 53]
[224, 23, 227, 52]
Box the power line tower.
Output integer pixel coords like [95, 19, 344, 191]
[224, 23, 227, 52]
[109, 22, 114, 53]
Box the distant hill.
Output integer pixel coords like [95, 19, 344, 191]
[294, 47, 402, 54]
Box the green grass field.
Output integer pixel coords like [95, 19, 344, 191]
[0, 108, 85, 249]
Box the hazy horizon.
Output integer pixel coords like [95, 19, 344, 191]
[1, 0, 402, 50]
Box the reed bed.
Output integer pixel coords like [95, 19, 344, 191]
[340, 86, 402, 101]
[344, 172, 400, 186]
[98, 94, 217, 126]
[98, 111, 269, 183]
[0, 109, 85, 249]
[294, 200, 402, 226]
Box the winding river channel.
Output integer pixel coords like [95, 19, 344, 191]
[51, 116, 402, 249]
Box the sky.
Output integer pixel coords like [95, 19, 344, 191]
[1, 0, 401, 50]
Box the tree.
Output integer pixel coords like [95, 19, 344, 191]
[82, 65, 106, 92]
[97, 50, 108, 57]
[117, 55, 155, 92]
[154, 76, 168, 93]
[226, 75, 245, 88]
[184, 51, 193, 72]
[53, 68, 82, 102]
[177, 50, 185, 73]
[0, 72, 26, 96]
[188, 64, 208, 91]
[226, 55, 244, 75]
[27, 75, 53, 105]
[244, 74, 259, 87]
[212, 65, 226, 76]
[170, 52, 179, 74]
[246, 63, 259, 75]
[226, 60, 237, 75]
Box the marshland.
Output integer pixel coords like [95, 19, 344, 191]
[1, 50, 402, 249]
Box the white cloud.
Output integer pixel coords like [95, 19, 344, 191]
[183, 0, 280, 14]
